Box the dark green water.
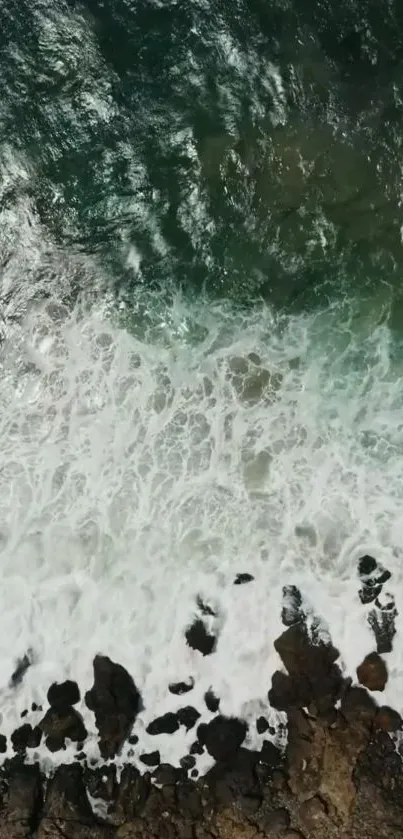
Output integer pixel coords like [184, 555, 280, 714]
[2, 0, 403, 312]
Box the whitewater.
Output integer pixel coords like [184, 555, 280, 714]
[2, 0, 403, 777]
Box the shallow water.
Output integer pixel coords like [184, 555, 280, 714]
[1, 0, 403, 770]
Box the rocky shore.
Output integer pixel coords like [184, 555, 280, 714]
[2, 556, 403, 839]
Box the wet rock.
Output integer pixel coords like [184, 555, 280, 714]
[180, 755, 196, 771]
[140, 751, 161, 767]
[47, 679, 80, 709]
[85, 655, 142, 759]
[147, 713, 180, 735]
[259, 740, 283, 770]
[205, 748, 261, 810]
[185, 619, 216, 655]
[84, 765, 117, 802]
[281, 585, 304, 627]
[20, 710, 28, 719]
[0, 736, 6, 753]
[357, 652, 388, 691]
[368, 599, 397, 653]
[205, 689, 220, 712]
[190, 740, 204, 755]
[341, 686, 376, 723]
[10, 652, 33, 688]
[234, 573, 254, 585]
[272, 622, 343, 713]
[128, 734, 138, 745]
[0, 763, 42, 839]
[269, 670, 300, 711]
[37, 764, 113, 839]
[40, 707, 87, 751]
[177, 706, 201, 731]
[176, 780, 203, 819]
[11, 724, 42, 753]
[197, 716, 247, 762]
[374, 706, 402, 732]
[358, 555, 391, 605]
[168, 679, 194, 695]
[256, 716, 270, 734]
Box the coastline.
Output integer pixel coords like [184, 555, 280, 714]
[2, 615, 403, 839]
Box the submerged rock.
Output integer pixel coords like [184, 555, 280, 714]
[368, 594, 397, 654]
[356, 652, 388, 692]
[177, 706, 201, 731]
[234, 573, 255, 585]
[281, 585, 304, 627]
[10, 652, 33, 688]
[140, 751, 160, 767]
[85, 655, 142, 759]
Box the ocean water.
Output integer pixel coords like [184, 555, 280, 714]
[2, 0, 403, 771]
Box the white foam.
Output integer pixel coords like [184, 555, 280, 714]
[0, 279, 402, 769]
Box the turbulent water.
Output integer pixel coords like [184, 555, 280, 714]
[2, 0, 403, 769]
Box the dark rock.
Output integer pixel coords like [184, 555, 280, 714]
[196, 596, 216, 616]
[256, 716, 270, 734]
[359, 583, 382, 604]
[204, 689, 220, 712]
[168, 679, 194, 695]
[10, 652, 32, 688]
[37, 764, 113, 839]
[84, 765, 117, 801]
[272, 622, 343, 713]
[190, 740, 204, 755]
[75, 751, 86, 761]
[358, 554, 377, 576]
[341, 686, 376, 722]
[191, 769, 198, 778]
[205, 748, 261, 811]
[368, 602, 397, 653]
[47, 679, 80, 709]
[281, 585, 304, 627]
[259, 740, 283, 770]
[185, 619, 216, 656]
[140, 751, 161, 767]
[261, 807, 291, 833]
[116, 765, 150, 821]
[197, 715, 247, 762]
[357, 652, 388, 691]
[31, 703, 40, 712]
[40, 707, 87, 751]
[128, 734, 139, 745]
[0, 735, 6, 753]
[177, 706, 201, 731]
[234, 573, 254, 585]
[85, 655, 142, 759]
[180, 755, 196, 771]
[11, 724, 42, 753]
[147, 713, 180, 735]
[4, 763, 42, 837]
[153, 764, 184, 786]
[374, 706, 403, 732]
[176, 780, 203, 818]
[20, 710, 28, 719]
[269, 670, 301, 711]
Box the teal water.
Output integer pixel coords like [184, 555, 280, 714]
[2, 0, 403, 766]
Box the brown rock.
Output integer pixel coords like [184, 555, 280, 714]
[374, 706, 402, 732]
[356, 652, 388, 692]
[272, 623, 343, 713]
[341, 686, 376, 723]
[85, 655, 142, 759]
[299, 795, 327, 830]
